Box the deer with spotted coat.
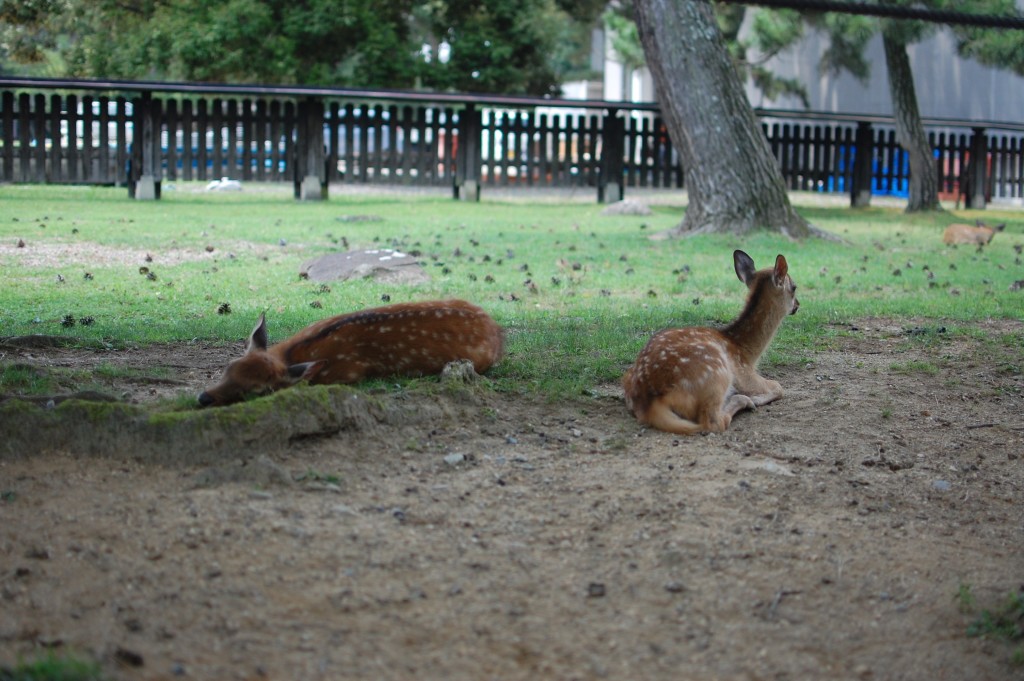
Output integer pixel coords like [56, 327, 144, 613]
[622, 250, 799, 434]
[198, 299, 503, 407]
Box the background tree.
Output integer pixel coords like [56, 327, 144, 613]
[0, 0, 604, 95]
[944, 0, 1024, 73]
[415, 0, 600, 95]
[604, 1, 810, 105]
[800, 7, 941, 211]
[880, 18, 941, 211]
[631, 0, 813, 237]
[612, 1, 1024, 213]
[54, 0, 421, 86]
[752, 1, 1024, 212]
[0, 0, 65, 75]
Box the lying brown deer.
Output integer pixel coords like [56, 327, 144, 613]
[622, 250, 799, 434]
[942, 220, 1005, 246]
[198, 299, 503, 407]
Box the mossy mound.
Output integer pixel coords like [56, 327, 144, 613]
[0, 384, 459, 465]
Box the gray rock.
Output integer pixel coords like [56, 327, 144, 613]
[299, 248, 430, 285]
[601, 199, 652, 216]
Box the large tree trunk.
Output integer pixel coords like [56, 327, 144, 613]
[881, 31, 942, 212]
[632, 0, 811, 238]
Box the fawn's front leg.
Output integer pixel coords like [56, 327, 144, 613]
[735, 373, 784, 407]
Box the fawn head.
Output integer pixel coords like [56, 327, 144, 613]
[734, 250, 799, 316]
[197, 314, 324, 407]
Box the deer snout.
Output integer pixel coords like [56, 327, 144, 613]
[790, 297, 800, 315]
[197, 391, 216, 407]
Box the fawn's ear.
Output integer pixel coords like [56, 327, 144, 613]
[772, 254, 789, 285]
[287, 360, 325, 383]
[734, 250, 756, 284]
[246, 313, 269, 353]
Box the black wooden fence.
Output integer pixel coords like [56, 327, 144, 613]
[2, 77, 1023, 207]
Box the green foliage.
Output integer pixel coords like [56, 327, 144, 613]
[814, 12, 875, 82]
[942, 0, 1024, 75]
[877, 0, 937, 46]
[297, 469, 342, 485]
[57, 0, 422, 86]
[0, 0, 64, 71]
[0, 652, 105, 681]
[0, 362, 60, 396]
[418, 0, 591, 95]
[604, 5, 645, 71]
[958, 577, 1024, 663]
[967, 591, 1024, 641]
[749, 8, 805, 56]
[2, 0, 601, 94]
[962, 586, 1024, 665]
[956, 582, 977, 612]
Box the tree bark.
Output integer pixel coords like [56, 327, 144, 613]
[881, 31, 942, 212]
[632, 0, 811, 238]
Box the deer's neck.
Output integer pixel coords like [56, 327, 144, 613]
[722, 284, 787, 364]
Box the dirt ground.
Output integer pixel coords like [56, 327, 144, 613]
[1, 318, 1022, 681]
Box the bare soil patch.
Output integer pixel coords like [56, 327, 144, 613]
[1, 319, 1022, 681]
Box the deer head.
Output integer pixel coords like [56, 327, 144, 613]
[197, 314, 323, 407]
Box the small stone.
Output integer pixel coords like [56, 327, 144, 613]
[587, 582, 606, 598]
[25, 546, 50, 560]
[931, 479, 951, 492]
[444, 453, 466, 466]
[114, 647, 145, 668]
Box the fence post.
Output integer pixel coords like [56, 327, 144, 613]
[599, 108, 624, 203]
[455, 103, 482, 201]
[965, 126, 988, 209]
[850, 121, 873, 208]
[294, 98, 327, 200]
[132, 92, 161, 200]
[1, 91, 13, 182]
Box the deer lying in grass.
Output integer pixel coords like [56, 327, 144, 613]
[198, 299, 503, 407]
[942, 220, 1005, 246]
[622, 250, 799, 435]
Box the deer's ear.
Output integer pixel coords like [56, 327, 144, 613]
[773, 255, 789, 285]
[246, 313, 269, 353]
[287, 360, 325, 383]
[734, 250, 756, 284]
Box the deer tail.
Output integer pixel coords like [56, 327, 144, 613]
[641, 399, 707, 436]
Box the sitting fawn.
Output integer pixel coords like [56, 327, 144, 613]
[942, 220, 1005, 246]
[198, 299, 503, 407]
[622, 250, 799, 435]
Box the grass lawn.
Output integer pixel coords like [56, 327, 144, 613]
[1, 183, 1022, 399]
